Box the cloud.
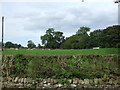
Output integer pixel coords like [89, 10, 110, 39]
[23, 2, 117, 32]
[1, 1, 118, 46]
[0, 0, 114, 3]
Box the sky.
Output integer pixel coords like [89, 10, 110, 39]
[0, 0, 118, 47]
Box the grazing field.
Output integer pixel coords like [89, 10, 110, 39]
[2, 48, 120, 55]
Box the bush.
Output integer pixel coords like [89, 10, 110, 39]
[116, 43, 120, 48]
[3, 55, 120, 79]
[13, 54, 29, 77]
[57, 79, 69, 84]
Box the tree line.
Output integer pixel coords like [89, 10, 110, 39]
[3, 25, 120, 49]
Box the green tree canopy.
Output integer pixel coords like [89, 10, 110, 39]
[5, 41, 22, 48]
[61, 26, 90, 49]
[41, 28, 65, 49]
[27, 40, 36, 49]
[76, 26, 90, 35]
[89, 25, 120, 48]
[38, 44, 43, 49]
[89, 29, 103, 47]
[101, 25, 120, 48]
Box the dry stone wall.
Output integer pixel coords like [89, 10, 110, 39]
[2, 55, 120, 89]
[2, 77, 120, 89]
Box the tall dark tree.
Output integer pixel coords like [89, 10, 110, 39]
[75, 26, 90, 49]
[27, 40, 36, 49]
[60, 35, 78, 49]
[76, 26, 90, 35]
[101, 25, 120, 48]
[41, 28, 65, 49]
[5, 42, 13, 48]
[89, 29, 103, 48]
[38, 44, 43, 48]
[61, 26, 90, 49]
[5, 41, 22, 48]
[89, 25, 120, 48]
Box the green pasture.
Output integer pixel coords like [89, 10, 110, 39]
[2, 48, 120, 55]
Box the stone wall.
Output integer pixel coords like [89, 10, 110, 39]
[2, 77, 120, 89]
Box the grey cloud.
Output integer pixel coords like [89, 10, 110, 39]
[20, 2, 117, 35]
[2, 1, 118, 46]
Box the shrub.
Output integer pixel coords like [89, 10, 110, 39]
[13, 54, 28, 77]
[3, 54, 120, 79]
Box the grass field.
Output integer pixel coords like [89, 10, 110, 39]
[2, 48, 120, 55]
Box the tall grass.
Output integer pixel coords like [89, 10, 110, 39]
[2, 54, 120, 79]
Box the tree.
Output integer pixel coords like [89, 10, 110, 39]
[76, 26, 90, 35]
[89, 29, 103, 48]
[61, 26, 90, 49]
[38, 44, 43, 49]
[41, 28, 65, 49]
[101, 25, 120, 48]
[27, 40, 36, 49]
[60, 35, 79, 49]
[4, 41, 22, 48]
[5, 42, 14, 48]
[88, 25, 120, 48]
[76, 26, 90, 49]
